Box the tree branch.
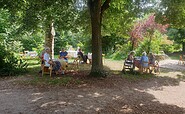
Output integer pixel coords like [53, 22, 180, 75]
[101, 0, 111, 14]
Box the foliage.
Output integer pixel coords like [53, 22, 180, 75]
[161, 44, 182, 53]
[165, 28, 185, 52]
[135, 31, 163, 55]
[102, 34, 127, 55]
[21, 32, 44, 51]
[130, 13, 169, 53]
[159, 0, 185, 28]
[0, 44, 28, 76]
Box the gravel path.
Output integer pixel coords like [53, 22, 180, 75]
[159, 59, 185, 71]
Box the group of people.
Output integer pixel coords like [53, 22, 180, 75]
[39, 47, 88, 75]
[127, 51, 156, 73]
[39, 47, 67, 75]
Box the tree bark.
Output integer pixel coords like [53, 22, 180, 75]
[45, 22, 55, 59]
[89, 0, 103, 76]
[182, 42, 185, 53]
[88, 0, 111, 77]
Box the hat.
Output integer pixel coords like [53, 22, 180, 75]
[45, 47, 50, 50]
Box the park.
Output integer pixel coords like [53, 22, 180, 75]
[1, 0, 185, 113]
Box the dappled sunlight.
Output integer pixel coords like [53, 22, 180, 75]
[41, 101, 57, 108]
[103, 59, 123, 71]
[88, 92, 104, 98]
[31, 97, 43, 102]
[158, 71, 185, 79]
[31, 92, 43, 96]
[120, 105, 133, 113]
[78, 84, 87, 88]
[5, 92, 13, 95]
[30, 92, 44, 103]
[146, 81, 185, 108]
[86, 105, 103, 112]
[77, 95, 84, 98]
[112, 95, 122, 100]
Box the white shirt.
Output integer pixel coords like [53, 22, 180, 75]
[44, 52, 50, 66]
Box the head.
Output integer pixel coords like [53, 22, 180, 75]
[149, 52, 153, 56]
[130, 51, 135, 55]
[61, 48, 65, 52]
[45, 47, 50, 53]
[142, 52, 147, 56]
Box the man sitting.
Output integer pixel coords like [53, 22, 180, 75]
[77, 48, 88, 63]
[59, 48, 68, 62]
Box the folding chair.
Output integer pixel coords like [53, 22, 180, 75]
[122, 60, 135, 73]
[42, 65, 52, 77]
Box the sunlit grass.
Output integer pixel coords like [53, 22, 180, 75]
[169, 55, 179, 60]
[119, 71, 155, 81]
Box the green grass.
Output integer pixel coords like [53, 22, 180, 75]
[18, 75, 83, 86]
[168, 55, 179, 60]
[119, 71, 155, 81]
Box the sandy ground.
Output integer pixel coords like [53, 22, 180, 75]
[0, 59, 185, 114]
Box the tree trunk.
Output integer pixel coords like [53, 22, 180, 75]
[147, 35, 152, 54]
[45, 22, 55, 59]
[182, 42, 185, 53]
[89, 0, 104, 77]
[88, 0, 111, 77]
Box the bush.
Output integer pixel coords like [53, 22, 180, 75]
[0, 45, 28, 76]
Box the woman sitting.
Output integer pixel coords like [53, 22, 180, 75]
[148, 52, 155, 66]
[49, 60, 65, 75]
[140, 52, 149, 73]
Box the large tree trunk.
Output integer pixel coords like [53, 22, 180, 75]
[89, 0, 103, 77]
[88, 0, 111, 77]
[45, 22, 55, 59]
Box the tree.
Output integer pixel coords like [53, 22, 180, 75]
[158, 0, 185, 52]
[130, 13, 168, 53]
[167, 28, 185, 52]
[88, 0, 111, 77]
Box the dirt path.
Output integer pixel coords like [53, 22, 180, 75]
[0, 59, 185, 114]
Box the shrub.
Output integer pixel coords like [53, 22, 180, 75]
[0, 45, 28, 76]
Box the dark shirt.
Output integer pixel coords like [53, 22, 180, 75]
[53, 61, 61, 71]
[77, 51, 84, 58]
[59, 51, 68, 60]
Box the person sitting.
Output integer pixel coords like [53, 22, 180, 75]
[126, 51, 135, 64]
[148, 52, 155, 65]
[48, 60, 64, 75]
[38, 49, 45, 73]
[59, 48, 68, 63]
[43, 47, 51, 67]
[127, 51, 135, 61]
[77, 48, 88, 63]
[140, 52, 149, 73]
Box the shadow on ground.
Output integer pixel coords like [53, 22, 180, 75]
[0, 61, 185, 113]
